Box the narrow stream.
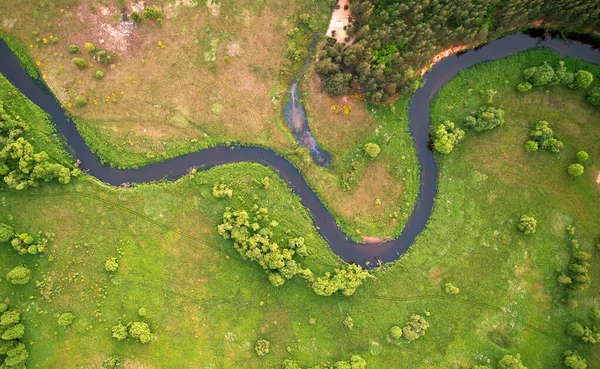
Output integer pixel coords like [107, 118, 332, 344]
[0, 30, 598, 268]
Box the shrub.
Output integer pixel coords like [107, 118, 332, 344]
[517, 215, 536, 234]
[591, 306, 600, 321]
[557, 274, 572, 285]
[0, 303, 7, 314]
[68, 44, 79, 54]
[487, 328, 515, 348]
[143, 8, 155, 19]
[138, 307, 147, 317]
[567, 321, 585, 337]
[389, 326, 403, 339]
[105, 257, 118, 272]
[524, 140, 538, 152]
[129, 322, 153, 344]
[130, 11, 141, 23]
[95, 70, 105, 80]
[84, 42, 95, 52]
[75, 95, 88, 106]
[343, 315, 354, 330]
[542, 137, 563, 153]
[58, 312, 75, 326]
[576, 151, 589, 162]
[498, 354, 527, 369]
[363, 143, 381, 158]
[212, 183, 233, 198]
[0, 223, 14, 243]
[564, 350, 587, 369]
[529, 62, 554, 86]
[522, 67, 537, 80]
[443, 282, 459, 294]
[1, 323, 25, 340]
[402, 314, 429, 341]
[6, 266, 32, 285]
[465, 106, 505, 132]
[312, 264, 370, 296]
[586, 87, 600, 108]
[432, 120, 465, 154]
[103, 354, 124, 369]
[255, 339, 270, 357]
[516, 82, 532, 92]
[72, 58, 88, 69]
[567, 164, 584, 177]
[111, 322, 129, 340]
[529, 121, 563, 153]
[570, 70, 593, 89]
[281, 359, 301, 369]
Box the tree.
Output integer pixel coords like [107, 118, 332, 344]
[72, 58, 88, 69]
[1, 323, 24, 340]
[402, 314, 429, 342]
[254, 338, 270, 357]
[557, 274, 572, 285]
[84, 42, 95, 52]
[325, 72, 352, 96]
[6, 266, 32, 285]
[138, 308, 148, 317]
[568, 164, 584, 177]
[111, 322, 129, 341]
[567, 322, 585, 337]
[576, 151, 589, 162]
[564, 350, 587, 369]
[68, 45, 79, 54]
[444, 282, 460, 294]
[58, 312, 75, 326]
[517, 215, 536, 234]
[75, 95, 88, 106]
[131, 11, 141, 23]
[432, 120, 465, 154]
[95, 71, 104, 80]
[516, 82, 532, 92]
[465, 106, 505, 131]
[569, 70, 593, 89]
[129, 321, 153, 344]
[498, 354, 527, 369]
[105, 257, 118, 272]
[529, 62, 554, 86]
[0, 309, 21, 327]
[586, 88, 600, 108]
[524, 140, 538, 152]
[363, 143, 381, 158]
[389, 326, 403, 339]
[0, 223, 14, 243]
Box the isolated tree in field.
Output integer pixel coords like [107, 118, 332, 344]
[517, 215, 536, 234]
[58, 312, 75, 326]
[105, 257, 118, 272]
[6, 266, 32, 285]
[564, 350, 587, 369]
[576, 151, 589, 162]
[363, 143, 381, 158]
[402, 314, 429, 342]
[432, 120, 464, 154]
[254, 339, 270, 357]
[498, 354, 527, 369]
[444, 282, 459, 294]
[0, 223, 14, 243]
[568, 164, 584, 177]
[465, 106, 505, 131]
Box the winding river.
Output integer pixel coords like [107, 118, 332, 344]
[0, 30, 598, 268]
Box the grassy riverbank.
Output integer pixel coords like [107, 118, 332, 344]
[1, 46, 599, 368]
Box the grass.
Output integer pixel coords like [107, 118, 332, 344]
[1, 47, 599, 368]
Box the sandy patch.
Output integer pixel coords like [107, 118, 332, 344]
[2, 18, 17, 28]
[420, 45, 468, 76]
[362, 235, 391, 244]
[207, 0, 221, 17]
[326, 0, 352, 44]
[596, 171, 600, 184]
[226, 42, 244, 57]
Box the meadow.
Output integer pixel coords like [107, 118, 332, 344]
[1, 44, 599, 369]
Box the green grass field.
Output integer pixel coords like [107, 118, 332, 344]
[0, 42, 599, 369]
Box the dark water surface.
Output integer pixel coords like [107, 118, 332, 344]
[0, 31, 598, 268]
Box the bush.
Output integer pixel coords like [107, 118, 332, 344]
[465, 106, 505, 132]
[68, 44, 79, 54]
[75, 95, 88, 106]
[343, 315, 354, 330]
[564, 350, 587, 369]
[105, 257, 118, 272]
[517, 214, 536, 234]
[402, 314, 429, 341]
[103, 354, 124, 369]
[111, 322, 129, 340]
[524, 140, 538, 152]
[516, 82, 532, 92]
[389, 326, 403, 339]
[528, 62, 554, 86]
[567, 322, 585, 337]
[72, 58, 88, 69]
[0, 223, 14, 243]
[6, 266, 32, 285]
[138, 308, 147, 317]
[129, 322, 153, 344]
[586, 87, 600, 108]
[143, 8, 155, 19]
[84, 42, 95, 52]
[570, 70, 593, 89]
[95, 70, 104, 80]
[567, 164, 584, 177]
[255, 338, 270, 357]
[432, 120, 465, 154]
[130, 11, 141, 23]
[576, 151, 588, 162]
[58, 312, 75, 326]
[498, 354, 527, 369]
[1, 323, 24, 340]
[443, 282, 459, 294]
[363, 143, 381, 158]
[529, 121, 563, 153]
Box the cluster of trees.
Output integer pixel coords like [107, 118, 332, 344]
[525, 121, 563, 153]
[130, 6, 164, 26]
[472, 354, 528, 369]
[388, 314, 430, 342]
[111, 321, 154, 344]
[558, 226, 593, 307]
[0, 222, 51, 255]
[282, 355, 366, 369]
[0, 302, 29, 369]
[316, 0, 600, 102]
[566, 321, 599, 344]
[567, 150, 589, 177]
[432, 120, 464, 154]
[217, 206, 371, 295]
[0, 101, 78, 190]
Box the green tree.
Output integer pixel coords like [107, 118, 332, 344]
[529, 62, 554, 86]
[58, 312, 75, 326]
[1, 323, 24, 340]
[84, 42, 95, 52]
[402, 314, 429, 342]
[432, 120, 465, 154]
[524, 140, 538, 152]
[105, 257, 118, 272]
[567, 322, 585, 337]
[6, 266, 32, 285]
[586, 87, 600, 108]
[517, 215, 536, 234]
[569, 70, 593, 89]
[75, 95, 88, 106]
[389, 326, 403, 339]
[254, 338, 270, 357]
[564, 350, 587, 369]
[95, 71, 105, 80]
[498, 354, 527, 369]
[576, 151, 589, 162]
[131, 11, 141, 23]
[129, 322, 153, 344]
[111, 322, 129, 341]
[68, 45, 79, 54]
[465, 106, 505, 132]
[0, 310, 21, 327]
[516, 82, 532, 92]
[72, 58, 88, 69]
[444, 282, 460, 294]
[568, 164, 584, 177]
[0, 223, 14, 243]
[363, 143, 381, 158]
